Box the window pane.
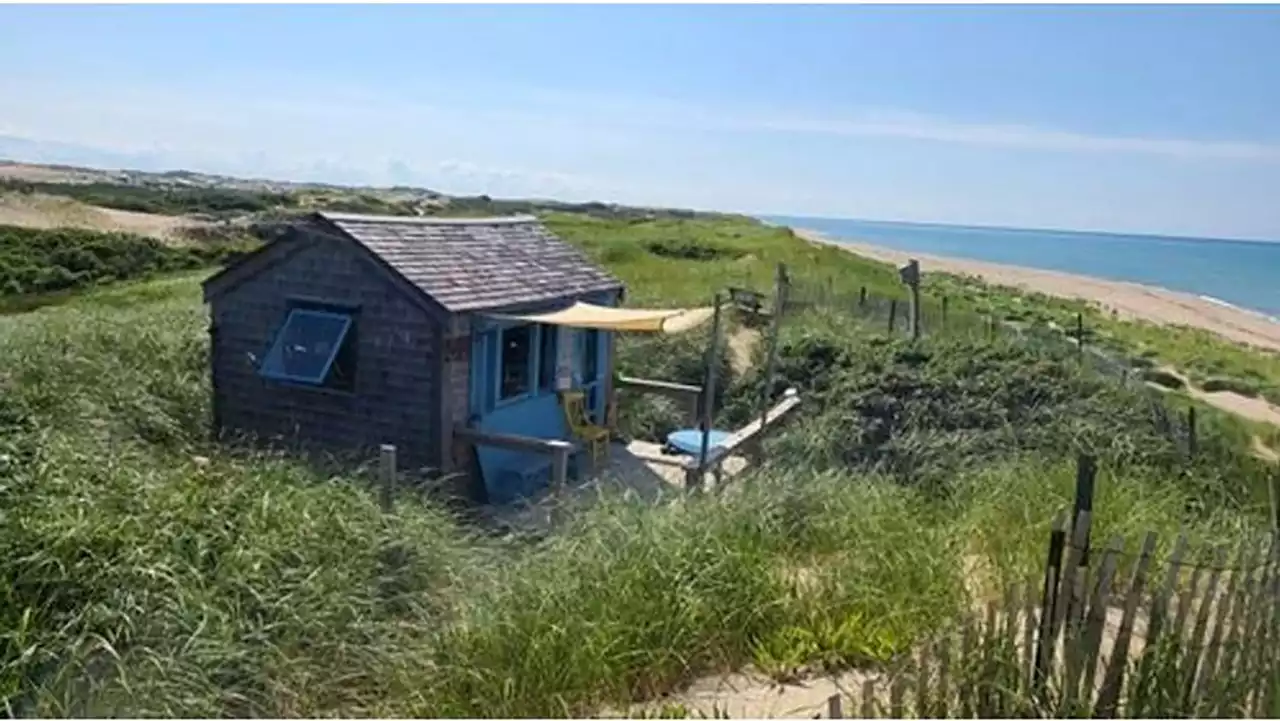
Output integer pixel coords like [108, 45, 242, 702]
[261, 310, 351, 384]
[582, 329, 600, 382]
[500, 325, 533, 400]
[538, 325, 557, 391]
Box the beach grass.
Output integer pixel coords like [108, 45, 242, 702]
[1, 211, 1277, 717]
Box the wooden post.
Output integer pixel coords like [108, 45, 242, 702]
[695, 293, 724, 490]
[1074, 454, 1097, 567]
[888, 298, 898, 334]
[859, 285, 867, 308]
[758, 264, 788, 437]
[379, 443, 397, 512]
[1076, 312, 1085, 363]
[827, 693, 843, 719]
[1034, 512, 1068, 699]
[899, 259, 922, 341]
[550, 442, 570, 492]
[941, 295, 949, 331]
[1187, 406, 1198, 458]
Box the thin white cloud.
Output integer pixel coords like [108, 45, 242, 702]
[511, 86, 1280, 163]
[745, 110, 1280, 162]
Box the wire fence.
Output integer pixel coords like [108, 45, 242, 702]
[775, 274, 1205, 458]
[639, 515, 1280, 719]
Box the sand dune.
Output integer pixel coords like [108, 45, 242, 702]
[0, 192, 205, 242]
[796, 229, 1280, 354]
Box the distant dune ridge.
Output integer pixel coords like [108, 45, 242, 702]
[796, 228, 1280, 354]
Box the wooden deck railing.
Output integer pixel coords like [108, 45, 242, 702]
[616, 375, 703, 426]
[453, 425, 575, 491]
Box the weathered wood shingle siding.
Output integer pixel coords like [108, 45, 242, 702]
[209, 234, 442, 470]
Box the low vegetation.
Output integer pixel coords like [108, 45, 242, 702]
[0, 224, 254, 309]
[929, 272, 1280, 406]
[1, 178, 1276, 716]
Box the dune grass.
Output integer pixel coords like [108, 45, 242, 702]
[2, 211, 1277, 717]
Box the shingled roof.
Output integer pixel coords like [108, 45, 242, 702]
[206, 211, 624, 314]
[317, 212, 622, 313]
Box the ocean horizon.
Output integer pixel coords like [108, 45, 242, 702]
[763, 215, 1280, 321]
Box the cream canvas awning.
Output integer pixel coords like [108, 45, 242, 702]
[489, 301, 714, 334]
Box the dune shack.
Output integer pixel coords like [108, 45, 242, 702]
[200, 211, 721, 504]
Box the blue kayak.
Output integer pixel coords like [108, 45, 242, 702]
[666, 428, 732, 456]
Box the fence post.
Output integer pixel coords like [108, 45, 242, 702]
[758, 264, 788, 436]
[1034, 511, 1069, 700]
[888, 299, 898, 334]
[859, 286, 867, 308]
[941, 295, 949, 331]
[379, 443, 397, 512]
[1074, 454, 1097, 567]
[1076, 312, 1085, 363]
[1187, 406, 1198, 458]
[694, 293, 724, 490]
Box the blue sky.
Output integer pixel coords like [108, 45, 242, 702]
[2, 4, 1279, 240]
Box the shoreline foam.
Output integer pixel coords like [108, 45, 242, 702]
[794, 227, 1280, 354]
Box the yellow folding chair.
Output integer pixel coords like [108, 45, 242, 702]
[560, 389, 611, 471]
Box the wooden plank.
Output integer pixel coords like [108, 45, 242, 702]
[1131, 533, 1188, 718]
[1095, 531, 1158, 718]
[1078, 536, 1125, 709]
[1073, 455, 1098, 566]
[615, 375, 703, 397]
[379, 443, 396, 513]
[1173, 554, 1207, 650]
[714, 391, 802, 458]
[914, 646, 930, 720]
[890, 673, 905, 719]
[1215, 540, 1265, 717]
[959, 618, 976, 718]
[1051, 510, 1093, 686]
[1245, 541, 1280, 716]
[454, 425, 576, 455]
[1258, 544, 1280, 716]
[1062, 559, 1092, 712]
[936, 636, 951, 719]
[1022, 578, 1038, 696]
[979, 602, 999, 717]
[1034, 511, 1069, 698]
[1181, 547, 1228, 710]
[1195, 541, 1253, 706]
[861, 678, 876, 719]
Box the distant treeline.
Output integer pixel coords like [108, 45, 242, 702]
[0, 224, 255, 298]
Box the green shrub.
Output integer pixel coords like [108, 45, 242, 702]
[1199, 375, 1261, 396]
[0, 225, 254, 299]
[644, 237, 744, 262]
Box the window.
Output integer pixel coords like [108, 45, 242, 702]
[538, 325, 557, 391]
[499, 325, 533, 401]
[259, 308, 357, 390]
[579, 329, 600, 383]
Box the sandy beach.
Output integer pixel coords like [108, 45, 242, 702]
[796, 229, 1280, 354]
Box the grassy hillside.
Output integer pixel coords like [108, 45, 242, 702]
[0, 224, 255, 311]
[1, 208, 1273, 716]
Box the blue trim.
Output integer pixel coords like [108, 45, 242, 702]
[258, 309, 353, 385]
[493, 323, 539, 408]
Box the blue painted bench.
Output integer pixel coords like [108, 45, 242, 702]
[490, 447, 586, 505]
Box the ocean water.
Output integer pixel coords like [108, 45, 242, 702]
[764, 216, 1280, 321]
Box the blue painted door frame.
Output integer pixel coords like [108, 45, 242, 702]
[467, 292, 617, 502]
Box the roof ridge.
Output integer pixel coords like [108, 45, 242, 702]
[320, 211, 539, 226]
